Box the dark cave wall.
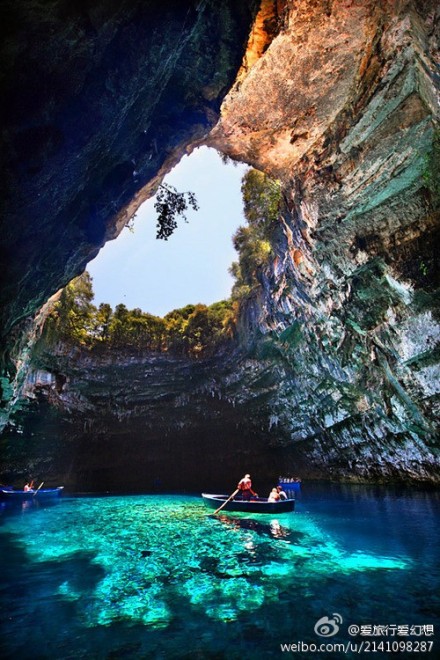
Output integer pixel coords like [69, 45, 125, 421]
[2, 309, 437, 490]
[0, 0, 258, 340]
[1, 416, 288, 494]
[0, 350, 299, 493]
[0, 0, 439, 487]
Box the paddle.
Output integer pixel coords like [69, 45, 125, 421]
[213, 489, 239, 515]
[33, 481, 44, 497]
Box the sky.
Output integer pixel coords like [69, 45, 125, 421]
[87, 147, 248, 317]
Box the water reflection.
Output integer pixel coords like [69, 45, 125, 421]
[0, 497, 63, 518]
[217, 514, 294, 543]
[0, 489, 436, 644]
[215, 506, 410, 580]
[269, 519, 291, 540]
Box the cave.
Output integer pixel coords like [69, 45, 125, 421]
[0, 0, 439, 492]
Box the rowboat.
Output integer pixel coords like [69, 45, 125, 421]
[202, 493, 295, 514]
[0, 486, 64, 501]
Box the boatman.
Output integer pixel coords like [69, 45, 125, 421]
[237, 474, 258, 500]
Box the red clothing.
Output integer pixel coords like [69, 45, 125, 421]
[237, 477, 256, 500]
[238, 477, 252, 492]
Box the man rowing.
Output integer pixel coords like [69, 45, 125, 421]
[237, 474, 258, 500]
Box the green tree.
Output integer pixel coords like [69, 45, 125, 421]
[106, 305, 167, 352]
[230, 169, 281, 301]
[163, 305, 196, 354]
[94, 303, 113, 342]
[155, 183, 199, 240]
[241, 168, 281, 232]
[108, 303, 130, 347]
[43, 275, 234, 358]
[50, 272, 96, 345]
[207, 300, 236, 342]
[142, 314, 167, 351]
[126, 311, 166, 351]
[185, 305, 214, 356]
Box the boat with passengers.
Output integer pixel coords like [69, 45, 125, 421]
[0, 486, 64, 502]
[202, 493, 295, 513]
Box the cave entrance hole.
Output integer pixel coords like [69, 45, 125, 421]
[88, 147, 248, 317]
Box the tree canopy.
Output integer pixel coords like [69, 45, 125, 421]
[230, 169, 281, 301]
[43, 168, 280, 356]
[154, 183, 199, 240]
[44, 274, 234, 358]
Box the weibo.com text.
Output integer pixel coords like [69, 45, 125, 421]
[280, 640, 434, 654]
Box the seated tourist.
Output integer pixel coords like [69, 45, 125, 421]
[276, 486, 288, 500]
[268, 488, 280, 502]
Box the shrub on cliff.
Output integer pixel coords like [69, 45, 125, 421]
[230, 169, 281, 301]
[45, 272, 95, 346]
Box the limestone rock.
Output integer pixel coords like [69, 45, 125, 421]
[1, 0, 439, 486]
[0, 0, 257, 339]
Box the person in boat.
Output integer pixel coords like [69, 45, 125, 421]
[276, 485, 288, 500]
[268, 488, 280, 502]
[237, 474, 258, 500]
[24, 481, 34, 492]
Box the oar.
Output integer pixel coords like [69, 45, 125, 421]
[213, 489, 239, 515]
[33, 481, 44, 497]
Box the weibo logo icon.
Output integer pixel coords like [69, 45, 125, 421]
[314, 613, 343, 637]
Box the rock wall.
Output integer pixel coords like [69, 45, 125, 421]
[0, 0, 258, 340]
[1, 0, 439, 487]
[206, 0, 440, 482]
[1, 344, 290, 492]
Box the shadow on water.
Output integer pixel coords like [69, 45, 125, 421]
[0, 488, 439, 659]
[0, 530, 105, 659]
[216, 513, 304, 541]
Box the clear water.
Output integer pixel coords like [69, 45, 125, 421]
[1, 483, 439, 659]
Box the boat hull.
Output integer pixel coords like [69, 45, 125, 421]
[0, 487, 64, 501]
[202, 493, 295, 514]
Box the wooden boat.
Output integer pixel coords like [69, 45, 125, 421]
[0, 486, 64, 501]
[202, 493, 295, 514]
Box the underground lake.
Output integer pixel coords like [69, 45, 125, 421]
[1, 483, 439, 659]
[1, 1, 439, 658]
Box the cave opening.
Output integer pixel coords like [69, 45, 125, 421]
[1, 1, 439, 653]
[0, 0, 438, 495]
[87, 146, 248, 317]
[2, 147, 291, 494]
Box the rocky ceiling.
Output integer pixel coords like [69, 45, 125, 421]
[0, 0, 439, 487]
[0, 0, 259, 342]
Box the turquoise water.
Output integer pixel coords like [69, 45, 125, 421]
[1, 483, 439, 659]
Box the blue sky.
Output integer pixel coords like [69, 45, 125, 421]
[87, 147, 247, 317]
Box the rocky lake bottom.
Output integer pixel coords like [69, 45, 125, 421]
[1, 483, 439, 659]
